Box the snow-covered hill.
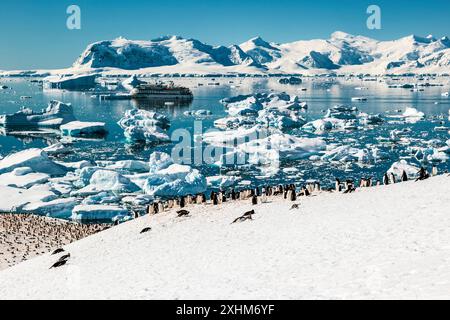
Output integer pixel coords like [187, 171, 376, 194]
[0, 176, 449, 299]
[2, 32, 450, 77]
[65, 32, 450, 75]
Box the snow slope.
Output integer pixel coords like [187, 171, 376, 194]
[0, 175, 449, 300]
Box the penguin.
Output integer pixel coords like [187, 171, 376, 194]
[210, 191, 215, 202]
[401, 170, 408, 182]
[390, 173, 396, 184]
[243, 210, 255, 217]
[314, 182, 321, 192]
[58, 254, 71, 263]
[50, 260, 67, 269]
[231, 189, 236, 200]
[335, 178, 341, 192]
[177, 210, 190, 217]
[383, 173, 390, 185]
[201, 193, 207, 203]
[154, 202, 160, 214]
[252, 195, 258, 206]
[376, 180, 381, 186]
[140, 227, 152, 234]
[290, 189, 297, 202]
[158, 202, 165, 213]
[52, 248, 65, 255]
[213, 193, 219, 206]
[255, 187, 261, 197]
[179, 197, 186, 209]
[290, 204, 300, 210]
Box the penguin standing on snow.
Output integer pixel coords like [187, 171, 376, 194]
[179, 197, 186, 209]
[390, 173, 396, 184]
[290, 188, 297, 201]
[252, 195, 258, 206]
[213, 193, 219, 206]
[231, 189, 236, 200]
[383, 173, 390, 185]
[402, 170, 408, 182]
[335, 178, 341, 192]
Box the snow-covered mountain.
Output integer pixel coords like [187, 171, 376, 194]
[54, 32, 450, 75]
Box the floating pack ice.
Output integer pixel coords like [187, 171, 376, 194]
[60, 121, 107, 137]
[0, 100, 76, 128]
[304, 105, 383, 133]
[388, 107, 425, 123]
[118, 109, 171, 143]
[321, 145, 380, 163]
[218, 92, 308, 131]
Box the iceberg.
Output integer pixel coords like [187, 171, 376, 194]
[0, 100, 76, 128]
[118, 109, 171, 143]
[71, 205, 129, 222]
[0, 168, 49, 189]
[0, 185, 56, 213]
[387, 160, 420, 180]
[43, 74, 98, 90]
[207, 175, 241, 189]
[73, 169, 140, 196]
[149, 152, 174, 173]
[321, 145, 378, 163]
[22, 198, 78, 219]
[60, 121, 107, 137]
[143, 164, 207, 197]
[0, 149, 67, 176]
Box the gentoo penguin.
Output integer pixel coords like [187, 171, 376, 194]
[179, 197, 186, 208]
[201, 193, 207, 203]
[57, 254, 71, 262]
[177, 210, 190, 217]
[158, 202, 165, 213]
[255, 187, 261, 197]
[50, 260, 67, 269]
[335, 179, 341, 192]
[153, 202, 160, 214]
[210, 191, 215, 202]
[314, 182, 321, 192]
[243, 210, 255, 217]
[231, 189, 237, 200]
[290, 189, 297, 201]
[390, 173, 396, 184]
[376, 180, 381, 186]
[252, 195, 258, 205]
[401, 171, 408, 182]
[213, 193, 219, 206]
[383, 173, 389, 185]
[140, 227, 152, 234]
[290, 204, 300, 210]
[52, 248, 65, 255]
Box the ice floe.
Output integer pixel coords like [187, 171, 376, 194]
[387, 160, 420, 180]
[0, 149, 67, 176]
[118, 109, 171, 143]
[71, 205, 129, 222]
[60, 121, 107, 137]
[0, 100, 76, 128]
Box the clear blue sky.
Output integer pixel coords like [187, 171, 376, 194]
[1, 0, 449, 70]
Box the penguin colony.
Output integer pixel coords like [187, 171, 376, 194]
[0, 214, 107, 270]
[145, 166, 439, 224]
[0, 166, 442, 270]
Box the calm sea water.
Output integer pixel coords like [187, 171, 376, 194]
[0, 77, 449, 189]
